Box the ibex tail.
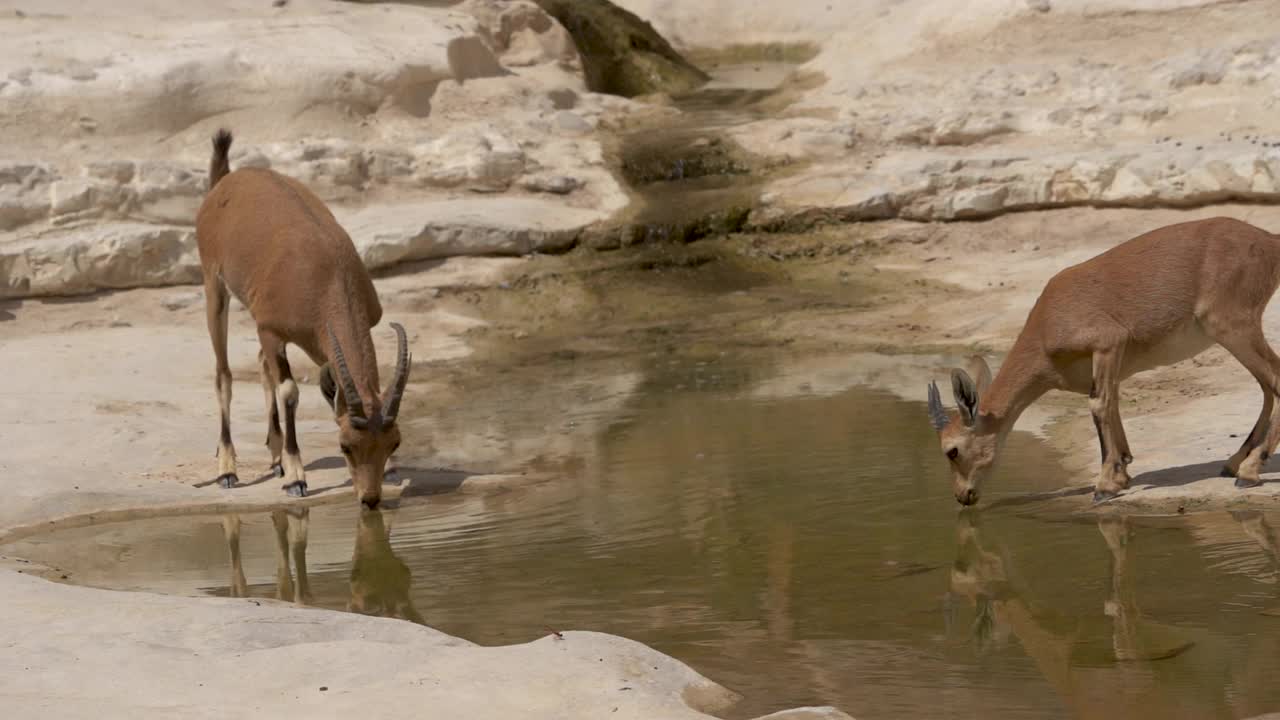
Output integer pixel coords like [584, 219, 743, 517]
[209, 129, 233, 191]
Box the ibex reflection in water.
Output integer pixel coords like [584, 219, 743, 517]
[949, 511, 1280, 719]
[218, 507, 423, 624]
[222, 509, 311, 604]
[348, 509, 425, 625]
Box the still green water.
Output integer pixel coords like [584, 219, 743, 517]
[10, 358, 1280, 719]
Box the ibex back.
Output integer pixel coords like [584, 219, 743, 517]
[195, 129, 410, 508]
[928, 217, 1280, 505]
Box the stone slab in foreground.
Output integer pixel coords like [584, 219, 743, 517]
[0, 569, 847, 720]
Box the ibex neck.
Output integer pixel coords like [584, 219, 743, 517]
[979, 341, 1050, 438]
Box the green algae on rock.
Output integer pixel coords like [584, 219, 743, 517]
[532, 0, 708, 97]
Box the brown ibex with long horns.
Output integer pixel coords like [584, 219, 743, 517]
[196, 129, 410, 508]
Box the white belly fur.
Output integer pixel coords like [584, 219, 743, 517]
[1121, 321, 1216, 379]
[1058, 321, 1216, 392]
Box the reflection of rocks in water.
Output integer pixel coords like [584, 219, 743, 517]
[221, 509, 311, 605]
[349, 509, 425, 625]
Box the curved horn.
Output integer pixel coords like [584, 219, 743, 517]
[381, 322, 411, 422]
[927, 381, 950, 431]
[327, 325, 368, 427]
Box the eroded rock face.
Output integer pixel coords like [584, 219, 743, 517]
[754, 142, 1280, 226]
[617, 0, 1280, 232]
[0, 0, 636, 299]
[531, 0, 708, 97]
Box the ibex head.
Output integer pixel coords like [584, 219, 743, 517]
[927, 355, 995, 506]
[323, 322, 411, 508]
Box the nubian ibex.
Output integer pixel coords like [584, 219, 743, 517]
[196, 129, 410, 508]
[928, 217, 1280, 505]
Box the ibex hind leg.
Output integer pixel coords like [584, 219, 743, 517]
[1210, 327, 1280, 488]
[205, 277, 238, 489]
[1222, 379, 1275, 480]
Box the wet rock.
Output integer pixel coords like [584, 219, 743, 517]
[521, 173, 583, 194]
[531, 0, 708, 97]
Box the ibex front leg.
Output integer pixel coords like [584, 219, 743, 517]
[259, 349, 285, 479]
[205, 278, 238, 488]
[1091, 346, 1132, 503]
[260, 332, 308, 497]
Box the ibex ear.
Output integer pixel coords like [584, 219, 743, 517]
[965, 355, 993, 396]
[951, 368, 980, 427]
[319, 364, 338, 412]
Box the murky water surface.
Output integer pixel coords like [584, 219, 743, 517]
[10, 358, 1280, 719]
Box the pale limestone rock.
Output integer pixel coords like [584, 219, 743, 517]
[84, 160, 135, 184]
[0, 185, 51, 231]
[0, 223, 199, 298]
[49, 179, 95, 216]
[0, 569, 760, 720]
[554, 110, 594, 135]
[416, 124, 527, 191]
[343, 198, 594, 267]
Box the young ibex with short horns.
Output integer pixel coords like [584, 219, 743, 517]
[928, 217, 1280, 505]
[197, 129, 410, 508]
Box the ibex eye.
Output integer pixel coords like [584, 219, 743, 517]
[946, 448, 960, 461]
[340, 444, 353, 456]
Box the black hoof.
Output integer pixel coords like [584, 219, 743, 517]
[1235, 476, 1264, 489]
[216, 473, 239, 489]
[1221, 465, 1238, 479]
[271, 463, 285, 479]
[383, 469, 403, 486]
[284, 481, 308, 498]
[1092, 490, 1117, 504]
